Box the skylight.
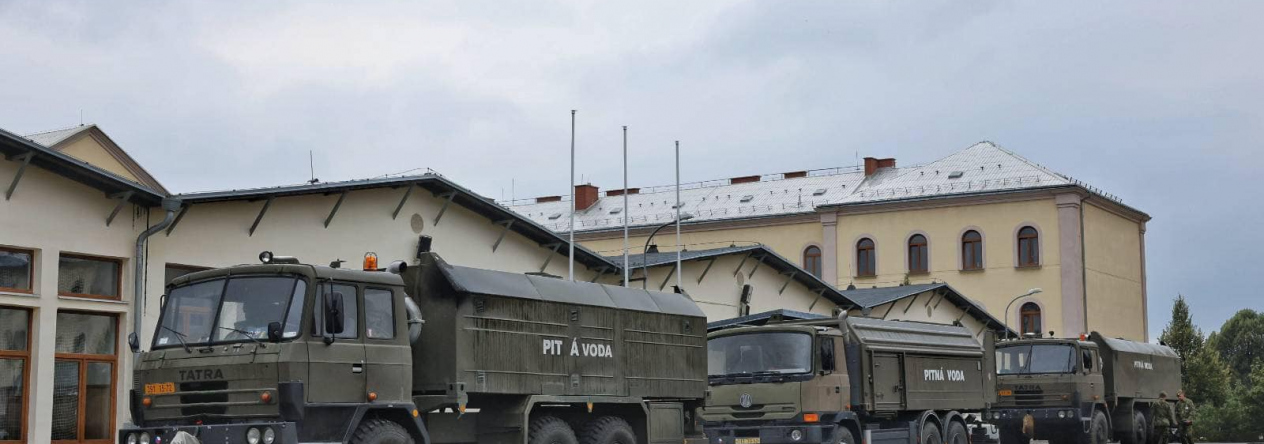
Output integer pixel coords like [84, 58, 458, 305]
[739, 195, 754, 203]
[812, 189, 827, 196]
[548, 213, 562, 220]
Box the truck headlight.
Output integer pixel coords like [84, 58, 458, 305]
[790, 429, 803, 441]
[247, 427, 261, 444]
[1058, 411, 1067, 419]
[263, 427, 276, 444]
[139, 432, 151, 444]
[126, 433, 138, 444]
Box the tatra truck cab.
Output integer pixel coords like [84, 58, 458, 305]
[702, 316, 996, 444]
[990, 332, 1180, 444]
[120, 244, 708, 444]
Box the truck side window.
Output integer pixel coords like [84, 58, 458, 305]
[365, 288, 395, 339]
[313, 283, 359, 339]
[820, 337, 836, 373]
[1082, 349, 1093, 371]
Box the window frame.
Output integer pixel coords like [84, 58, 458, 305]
[56, 253, 123, 301]
[0, 246, 35, 294]
[312, 282, 360, 340]
[961, 230, 984, 271]
[1017, 226, 1040, 268]
[802, 246, 823, 278]
[363, 287, 397, 340]
[1019, 302, 1042, 336]
[0, 307, 32, 444]
[856, 238, 876, 278]
[51, 311, 117, 444]
[907, 234, 928, 274]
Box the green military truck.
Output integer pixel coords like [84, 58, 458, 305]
[703, 315, 997, 444]
[990, 332, 1181, 444]
[119, 243, 708, 444]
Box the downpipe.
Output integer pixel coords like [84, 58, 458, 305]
[133, 198, 182, 360]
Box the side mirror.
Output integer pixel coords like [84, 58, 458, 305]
[267, 321, 283, 342]
[324, 291, 346, 335]
[820, 337, 836, 374]
[128, 332, 140, 353]
[1083, 350, 1094, 372]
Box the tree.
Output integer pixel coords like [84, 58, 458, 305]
[1159, 295, 1203, 383]
[1183, 345, 1232, 406]
[1211, 309, 1264, 385]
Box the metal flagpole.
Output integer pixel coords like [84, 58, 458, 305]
[675, 141, 682, 290]
[569, 110, 576, 281]
[623, 126, 630, 287]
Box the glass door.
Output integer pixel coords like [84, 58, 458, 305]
[52, 312, 117, 444]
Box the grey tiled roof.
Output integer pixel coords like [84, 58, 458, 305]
[25, 124, 94, 148]
[508, 141, 1141, 233]
[841, 282, 1013, 335]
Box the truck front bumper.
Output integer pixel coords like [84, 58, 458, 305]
[118, 421, 300, 444]
[989, 407, 1088, 436]
[705, 423, 833, 444]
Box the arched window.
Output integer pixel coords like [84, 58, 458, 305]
[1017, 226, 1040, 267]
[961, 230, 983, 270]
[803, 246, 822, 278]
[1020, 302, 1042, 336]
[856, 238, 876, 277]
[907, 234, 928, 273]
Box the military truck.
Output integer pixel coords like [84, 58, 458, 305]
[118, 243, 708, 444]
[990, 332, 1181, 444]
[702, 315, 997, 444]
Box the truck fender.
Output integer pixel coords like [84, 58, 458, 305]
[340, 403, 432, 444]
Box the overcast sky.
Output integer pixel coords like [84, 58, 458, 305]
[2, 1, 1259, 339]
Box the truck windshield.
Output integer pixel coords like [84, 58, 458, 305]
[708, 332, 812, 376]
[997, 344, 1076, 374]
[153, 276, 307, 348]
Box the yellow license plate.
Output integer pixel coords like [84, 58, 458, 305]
[144, 382, 176, 395]
[735, 438, 760, 444]
[998, 389, 1013, 396]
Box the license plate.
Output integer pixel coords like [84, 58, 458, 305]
[144, 382, 176, 395]
[735, 438, 760, 444]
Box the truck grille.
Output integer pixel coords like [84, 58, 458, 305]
[999, 389, 1067, 407]
[180, 381, 229, 416]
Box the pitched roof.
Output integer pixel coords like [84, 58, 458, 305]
[841, 282, 1012, 335]
[508, 141, 1147, 233]
[23, 124, 169, 194]
[613, 244, 857, 309]
[0, 126, 165, 206]
[176, 173, 617, 271]
[707, 309, 828, 331]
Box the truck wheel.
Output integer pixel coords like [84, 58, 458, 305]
[531, 416, 579, 444]
[999, 427, 1030, 444]
[579, 416, 636, 444]
[829, 425, 856, 444]
[351, 418, 413, 444]
[921, 423, 943, 444]
[946, 422, 968, 444]
[1120, 411, 1147, 444]
[1086, 411, 1109, 444]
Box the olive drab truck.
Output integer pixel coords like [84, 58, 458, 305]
[702, 315, 997, 444]
[119, 241, 708, 444]
[991, 332, 1181, 444]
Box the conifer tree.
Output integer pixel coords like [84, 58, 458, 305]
[1159, 295, 1203, 384]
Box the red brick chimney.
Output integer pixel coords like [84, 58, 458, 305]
[730, 175, 761, 185]
[536, 196, 562, 203]
[783, 171, 807, 179]
[863, 157, 896, 176]
[575, 184, 599, 211]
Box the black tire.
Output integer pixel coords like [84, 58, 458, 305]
[1087, 411, 1110, 444]
[351, 418, 413, 444]
[947, 421, 969, 444]
[1121, 410, 1147, 444]
[999, 426, 1030, 444]
[579, 416, 636, 444]
[531, 416, 580, 444]
[922, 423, 943, 444]
[830, 425, 857, 444]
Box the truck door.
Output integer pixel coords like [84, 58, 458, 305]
[308, 282, 367, 403]
[363, 287, 412, 402]
[871, 352, 904, 411]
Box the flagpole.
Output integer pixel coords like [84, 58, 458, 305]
[622, 126, 630, 287]
[675, 140, 682, 290]
[569, 110, 576, 281]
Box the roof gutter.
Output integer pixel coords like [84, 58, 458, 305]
[132, 197, 181, 358]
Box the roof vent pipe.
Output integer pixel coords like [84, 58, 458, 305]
[131, 197, 182, 359]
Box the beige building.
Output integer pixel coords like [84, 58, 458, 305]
[1, 124, 894, 443]
[510, 142, 1152, 342]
